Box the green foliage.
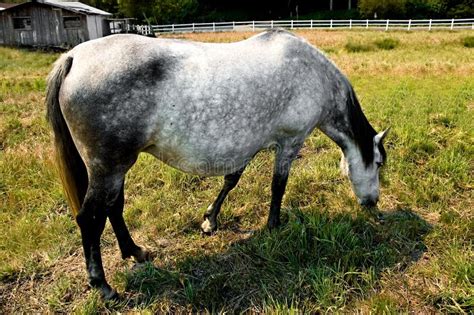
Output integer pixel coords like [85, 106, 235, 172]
[406, 0, 448, 18]
[117, 0, 197, 24]
[298, 9, 361, 20]
[345, 41, 374, 52]
[447, 0, 474, 18]
[358, 0, 407, 18]
[85, 0, 119, 14]
[118, 0, 154, 21]
[152, 0, 198, 24]
[374, 38, 400, 50]
[358, 0, 473, 18]
[462, 36, 474, 48]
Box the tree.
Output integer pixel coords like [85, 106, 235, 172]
[359, 0, 473, 18]
[152, 0, 198, 24]
[405, 0, 446, 18]
[446, 0, 474, 17]
[118, 0, 154, 21]
[117, 0, 197, 24]
[358, 0, 407, 18]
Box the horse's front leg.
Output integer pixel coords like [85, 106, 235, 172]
[201, 166, 246, 234]
[268, 142, 301, 230]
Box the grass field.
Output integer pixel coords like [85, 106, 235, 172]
[0, 30, 473, 313]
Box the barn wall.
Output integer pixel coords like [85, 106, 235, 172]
[0, 3, 98, 47]
[62, 13, 89, 46]
[86, 15, 99, 39]
[102, 18, 111, 36]
[0, 12, 8, 44]
[86, 15, 111, 40]
[2, 4, 62, 46]
[0, 10, 13, 45]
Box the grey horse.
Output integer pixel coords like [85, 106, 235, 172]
[46, 29, 388, 299]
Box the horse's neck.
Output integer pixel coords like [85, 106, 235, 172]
[317, 91, 375, 166]
[318, 103, 353, 153]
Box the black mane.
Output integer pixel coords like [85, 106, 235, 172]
[346, 88, 385, 166]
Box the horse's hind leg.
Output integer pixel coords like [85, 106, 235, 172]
[201, 166, 246, 234]
[76, 172, 124, 300]
[108, 181, 153, 263]
[268, 142, 301, 230]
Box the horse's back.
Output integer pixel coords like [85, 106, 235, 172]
[58, 31, 341, 175]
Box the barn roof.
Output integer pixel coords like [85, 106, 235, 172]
[1, 0, 112, 16]
[0, 3, 20, 10]
[44, 0, 112, 16]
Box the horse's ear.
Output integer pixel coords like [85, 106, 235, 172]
[374, 127, 390, 144]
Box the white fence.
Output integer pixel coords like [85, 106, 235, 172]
[134, 18, 474, 35]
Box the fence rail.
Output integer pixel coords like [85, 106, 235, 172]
[130, 18, 474, 35]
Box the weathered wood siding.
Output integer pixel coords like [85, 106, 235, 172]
[86, 15, 110, 40]
[0, 3, 104, 47]
[0, 12, 6, 44]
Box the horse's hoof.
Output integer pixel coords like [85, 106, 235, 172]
[267, 218, 281, 231]
[101, 286, 120, 301]
[376, 213, 386, 224]
[201, 218, 217, 235]
[134, 247, 154, 263]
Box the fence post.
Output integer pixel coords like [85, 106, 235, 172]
[192, 23, 195, 32]
[429, 19, 432, 31]
[450, 18, 454, 30]
[291, 20, 294, 29]
[172, 24, 174, 33]
[330, 19, 333, 29]
[213, 22, 215, 32]
[233, 21, 235, 30]
[310, 19, 313, 29]
[366, 19, 369, 28]
[408, 19, 411, 31]
[349, 19, 352, 29]
[385, 19, 389, 31]
[271, 20, 273, 28]
[252, 20, 255, 31]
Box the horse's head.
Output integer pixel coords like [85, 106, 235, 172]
[340, 128, 389, 207]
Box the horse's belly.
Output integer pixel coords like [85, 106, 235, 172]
[144, 96, 280, 176]
[144, 140, 260, 176]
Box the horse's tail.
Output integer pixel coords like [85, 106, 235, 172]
[46, 54, 87, 218]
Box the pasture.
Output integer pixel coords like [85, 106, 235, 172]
[0, 30, 473, 313]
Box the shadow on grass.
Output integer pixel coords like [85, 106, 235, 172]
[118, 208, 431, 312]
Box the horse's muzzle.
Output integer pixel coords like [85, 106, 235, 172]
[360, 198, 378, 208]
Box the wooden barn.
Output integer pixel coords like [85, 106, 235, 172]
[0, 0, 112, 48]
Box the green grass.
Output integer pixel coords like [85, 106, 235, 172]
[374, 38, 400, 50]
[0, 30, 473, 313]
[344, 38, 400, 52]
[462, 35, 474, 48]
[344, 40, 374, 52]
